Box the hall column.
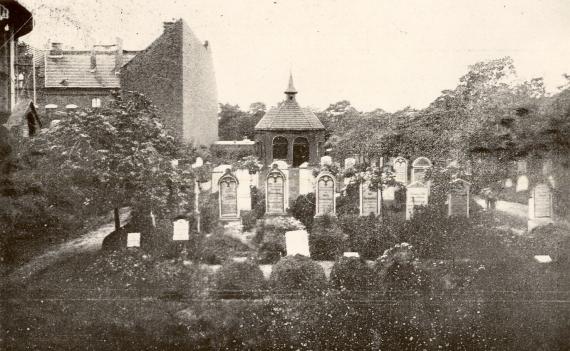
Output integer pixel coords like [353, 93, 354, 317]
[287, 135, 294, 166]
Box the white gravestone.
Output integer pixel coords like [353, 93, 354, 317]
[266, 166, 286, 215]
[383, 186, 396, 201]
[360, 181, 380, 216]
[298, 165, 315, 196]
[127, 232, 141, 247]
[448, 179, 470, 218]
[211, 164, 232, 192]
[528, 183, 554, 232]
[285, 230, 310, 257]
[504, 178, 513, 188]
[411, 157, 432, 183]
[172, 219, 190, 241]
[235, 169, 252, 212]
[406, 181, 429, 220]
[219, 171, 239, 219]
[316, 172, 336, 216]
[542, 159, 553, 176]
[516, 175, 529, 192]
[517, 160, 527, 174]
[320, 156, 332, 166]
[344, 157, 356, 169]
[393, 156, 409, 184]
[343, 252, 360, 258]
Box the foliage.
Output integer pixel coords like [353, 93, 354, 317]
[199, 192, 219, 234]
[330, 256, 373, 291]
[250, 186, 265, 219]
[289, 192, 316, 228]
[240, 210, 257, 232]
[218, 102, 266, 141]
[195, 233, 253, 265]
[339, 214, 398, 259]
[213, 259, 266, 299]
[269, 255, 327, 295]
[375, 243, 430, 293]
[309, 215, 345, 260]
[231, 155, 262, 174]
[335, 184, 360, 217]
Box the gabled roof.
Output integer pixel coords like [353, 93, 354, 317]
[44, 51, 137, 89]
[255, 75, 324, 131]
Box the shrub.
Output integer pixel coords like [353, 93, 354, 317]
[199, 192, 219, 234]
[213, 259, 266, 299]
[257, 241, 285, 264]
[374, 243, 430, 293]
[196, 234, 253, 264]
[526, 224, 570, 263]
[330, 256, 373, 291]
[250, 186, 265, 219]
[339, 214, 398, 259]
[270, 255, 327, 294]
[335, 183, 359, 217]
[290, 192, 316, 228]
[309, 215, 345, 260]
[240, 210, 257, 232]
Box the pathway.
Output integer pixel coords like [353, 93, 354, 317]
[6, 208, 131, 284]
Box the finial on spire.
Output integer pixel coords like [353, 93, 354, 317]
[285, 72, 297, 95]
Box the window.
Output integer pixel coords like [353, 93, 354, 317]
[272, 136, 288, 160]
[91, 98, 101, 108]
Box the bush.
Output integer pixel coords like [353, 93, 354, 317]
[309, 215, 345, 260]
[196, 234, 253, 264]
[270, 255, 327, 294]
[526, 224, 570, 263]
[213, 259, 266, 299]
[290, 192, 316, 228]
[339, 214, 398, 259]
[257, 241, 285, 264]
[335, 183, 359, 217]
[240, 210, 257, 232]
[374, 243, 430, 293]
[199, 192, 219, 234]
[330, 256, 373, 291]
[250, 186, 265, 219]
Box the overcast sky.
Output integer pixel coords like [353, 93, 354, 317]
[20, 0, 570, 112]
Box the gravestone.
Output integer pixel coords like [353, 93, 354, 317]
[127, 232, 141, 248]
[171, 159, 179, 168]
[504, 178, 513, 188]
[219, 171, 239, 219]
[191, 156, 203, 168]
[542, 158, 553, 176]
[211, 164, 232, 192]
[266, 165, 286, 215]
[411, 157, 432, 183]
[315, 172, 336, 216]
[448, 179, 470, 218]
[320, 156, 332, 166]
[344, 157, 356, 169]
[172, 219, 190, 241]
[285, 230, 310, 257]
[360, 181, 380, 216]
[393, 156, 409, 184]
[516, 175, 529, 192]
[405, 181, 429, 220]
[298, 163, 314, 196]
[528, 183, 554, 231]
[517, 160, 527, 174]
[383, 186, 396, 201]
[343, 252, 360, 258]
[235, 169, 252, 212]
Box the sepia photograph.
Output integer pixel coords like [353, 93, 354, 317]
[1, 0, 569, 349]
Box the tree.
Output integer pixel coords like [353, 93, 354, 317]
[28, 92, 195, 230]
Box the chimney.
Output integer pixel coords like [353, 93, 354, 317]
[50, 42, 63, 56]
[114, 37, 123, 73]
[163, 21, 175, 32]
[90, 45, 97, 72]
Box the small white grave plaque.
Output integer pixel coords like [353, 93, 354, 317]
[285, 230, 310, 257]
[534, 255, 552, 263]
[172, 219, 190, 241]
[320, 156, 332, 166]
[383, 186, 396, 201]
[504, 178, 513, 188]
[343, 252, 360, 258]
[516, 175, 529, 192]
[127, 232, 141, 247]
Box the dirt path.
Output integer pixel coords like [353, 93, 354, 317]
[6, 208, 131, 284]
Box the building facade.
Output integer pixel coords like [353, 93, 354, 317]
[254, 75, 326, 167]
[121, 19, 219, 146]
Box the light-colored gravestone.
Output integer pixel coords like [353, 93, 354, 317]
[406, 181, 429, 220]
[298, 163, 314, 196]
[285, 230, 310, 257]
[517, 160, 527, 174]
[219, 171, 239, 219]
[528, 183, 554, 232]
[343, 252, 360, 258]
[172, 219, 190, 240]
[383, 186, 396, 201]
[344, 157, 356, 169]
[211, 164, 232, 192]
[516, 175, 529, 192]
[542, 158, 553, 176]
[360, 181, 380, 216]
[448, 179, 470, 218]
[316, 172, 336, 216]
[504, 178, 513, 188]
[393, 156, 409, 184]
[191, 156, 203, 168]
[266, 165, 286, 215]
[320, 156, 332, 166]
[411, 157, 432, 183]
[127, 232, 141, 247]
[235, 169, 252, 212]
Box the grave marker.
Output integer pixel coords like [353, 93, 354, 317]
[127, 232, 141, 248]
[316, 172, 336, 216]
[528, 183, 554, 232]
[411, 157, 432, 183]
[504, 178, 513, 188]
[172, 219, 190, 241]
[383, 186, 396, 201]
[320, 156, 332, 166]
[344, 157, 356, 169]
[406, 181, 429, 220]
[285, 230, 310, 257]
[343, 252, 360, 258]
[448, 179, 470, 218]
[360, 181, 380, 216]
[266, 165, 286, 215]
[516, 175, 529, 192]
[517, 160, 527, 174]
[393, 156, 409, 184]
[219, 171, 239, 219]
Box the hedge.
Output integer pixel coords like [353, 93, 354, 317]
[309, 215, 345, 260]
[330, 256, 373, 291]
[213, 259, 266, 299]
[269, 255, 327, 295]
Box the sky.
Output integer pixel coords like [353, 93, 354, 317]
[19, 0, 570, 112]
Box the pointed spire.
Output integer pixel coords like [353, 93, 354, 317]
[284, 72, 297, 95]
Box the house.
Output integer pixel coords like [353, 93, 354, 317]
[33, 39, 138, 119]
[121, 19, 219, 146]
